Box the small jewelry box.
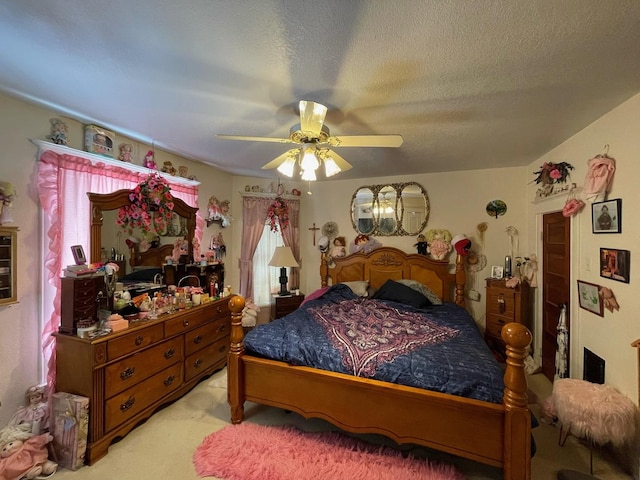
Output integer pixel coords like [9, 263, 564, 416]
[84, 124, 115, 157]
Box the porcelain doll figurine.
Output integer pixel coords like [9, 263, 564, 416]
[8, 385, 49, 435]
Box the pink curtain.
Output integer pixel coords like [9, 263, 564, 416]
[238, 196, 272, 299]
[37, 150, 201, 392]
[280, 198, 301, 289]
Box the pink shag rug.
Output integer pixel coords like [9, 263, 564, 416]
[193, 423, 464, 480]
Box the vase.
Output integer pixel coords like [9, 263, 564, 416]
[0, 205, 14, 225]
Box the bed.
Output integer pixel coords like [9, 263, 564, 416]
[227, 247, 532, 480]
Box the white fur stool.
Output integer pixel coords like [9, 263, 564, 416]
[548, 379, 637, 474]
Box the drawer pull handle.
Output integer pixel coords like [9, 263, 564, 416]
[135, 335, 144, 346]
[216, 306, 222, 313]
[183, 320, 190, 327]
[120, 397, 135, 411]
[194, 358, 203, 369]
[218, 325, 227, 333]
[164, 348, 176, 359]
[497, 294, 505, 314]
[164, 375, 176, 386]
[218, 345, 226, 353]
[120, 367, 135, 380]
[194, 335, 203, 344]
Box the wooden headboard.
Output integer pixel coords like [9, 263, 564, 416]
[129, 244, 174, 269]
[320, 247, 466, 308]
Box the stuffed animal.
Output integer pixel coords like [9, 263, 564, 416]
[0, 433, 57, 480]
[241, 298, 260, 330]
[349, 234, 382, 255]
[451, 234, 471, 256]
[331, 237, 346, 259]
[161, 161, 177, 176]
[414, 234, 428, 255]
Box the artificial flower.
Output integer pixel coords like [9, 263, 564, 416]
[532, 162, 574, 185]
[116, 173, 174, 234]
[267, 197, 289, 233]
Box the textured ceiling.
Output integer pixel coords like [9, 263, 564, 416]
[1, 0, 639, 181]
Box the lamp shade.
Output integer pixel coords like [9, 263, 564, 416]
[268, 246, 299, 268]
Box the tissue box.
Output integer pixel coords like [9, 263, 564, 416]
[51, 392, 90, 470]
[84, 124, 115, 157]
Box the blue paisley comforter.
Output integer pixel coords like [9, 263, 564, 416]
[244, 284, 505, 403]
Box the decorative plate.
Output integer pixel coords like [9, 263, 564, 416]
[486, 200, 507, 218]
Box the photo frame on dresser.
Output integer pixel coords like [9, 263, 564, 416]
[592, 199, 621, 234]
[70, 245, 87, 265]
[490, 265, 504, 279]
[577, 279, 604, 317]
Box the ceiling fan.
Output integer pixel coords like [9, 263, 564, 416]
[217, 100, 403, 181]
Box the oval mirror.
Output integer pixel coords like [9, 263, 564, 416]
[351, 187, 375, 235]
[399, 182, 429, 235]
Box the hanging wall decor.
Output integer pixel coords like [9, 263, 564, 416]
[531, 161, 574, 199]
[206, 196, 231, 227]
[599, 248, 630, 283]
[591, 199, 621, 234]
[486, 200, 507, 219]
[577, 280, 604, 317]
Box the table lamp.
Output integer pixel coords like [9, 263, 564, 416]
[268, 246, 299, 296]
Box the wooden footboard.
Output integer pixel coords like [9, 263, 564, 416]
[227, 296, 531, 480]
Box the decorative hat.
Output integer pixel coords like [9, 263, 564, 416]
[451, 234, 471, 255]
[317, 236, 329, 252]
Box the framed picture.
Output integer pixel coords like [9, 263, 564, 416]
[600, 248, 630, 283]
[490, 265, 504, 279]
[71, 245, 87, 265]
[577, 280, 604, 317]
[592, 199, 621, 233]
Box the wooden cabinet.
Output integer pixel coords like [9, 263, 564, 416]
[60, 276, 105, 335]
[271, 293, 305, 321]
[0, 227, 17, 305]
[54, 296, 232, 464]
[485, 279, 531, 354]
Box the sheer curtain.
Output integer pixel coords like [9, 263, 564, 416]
[37, 149, 201, 390]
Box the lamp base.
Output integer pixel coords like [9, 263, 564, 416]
[278, 267, 290, 296]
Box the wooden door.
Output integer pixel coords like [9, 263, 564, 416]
[541, 212, 571, 381]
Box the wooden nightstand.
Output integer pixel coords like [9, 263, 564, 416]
[271, 293, 305, 321]
[485, 278, 531, 355]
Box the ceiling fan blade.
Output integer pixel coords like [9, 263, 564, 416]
[299, 100, 327, 137]
[261, 149, 300, 170]
[217, 134, 294, 144]
[319, 149, 353, 172]
[327, 134, 404, 148]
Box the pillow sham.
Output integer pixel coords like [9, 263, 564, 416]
[396, 279, 443, 305]
[371, 279, 432, 309]
[339, 281, 370, 297]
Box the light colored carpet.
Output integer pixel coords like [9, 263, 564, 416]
[52, 369, 633, 480]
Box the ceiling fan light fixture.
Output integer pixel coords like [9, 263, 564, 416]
[300, 144, 319, 171]
[276, 156, 296, 177]
[301, 167, 316, 182]
[323, 157, 341, 177]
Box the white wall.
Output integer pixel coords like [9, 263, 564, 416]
[527, 92, 640, 403]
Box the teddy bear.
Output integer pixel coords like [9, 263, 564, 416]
[0, 432, 58, 480]
[241, 298, 260, 332]
[161, 161, 177, 176]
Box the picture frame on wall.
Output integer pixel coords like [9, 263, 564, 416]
[577, 280, 604, 317]
[600, 248, 630, 283]
[490, 265, 504, 279]
[591, 199, 621, 233]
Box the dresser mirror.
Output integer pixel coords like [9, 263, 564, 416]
[88, 190, 198, 268]
[350, 182, 429, 236]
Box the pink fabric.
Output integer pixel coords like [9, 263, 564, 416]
[0, 434, 51, 480]
[300, 286, 330, 306]
[37, 149, 200, 391]
[193, 423, 464, 480]
[238, 196, 272, 299]
[583, 155, 616, 196]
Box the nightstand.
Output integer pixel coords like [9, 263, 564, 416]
[485, 278, 531, 355]
[271, 293, 305, 321]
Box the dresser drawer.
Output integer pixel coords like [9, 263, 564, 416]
[485, 317, 507, 340]
[184, 317, 230, 357]
[486, 290, 516, 318]
[105, 362, 182, 432]
[105, 337, 183, 398]
[184, 336, 228, 382]
[107, 324, 164, 361]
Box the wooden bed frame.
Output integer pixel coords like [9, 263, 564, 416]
[227, 247, 532, 479]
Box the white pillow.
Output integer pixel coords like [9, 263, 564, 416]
[340, 281, 370, 297]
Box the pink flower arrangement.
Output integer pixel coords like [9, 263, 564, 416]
[267, 197, 289, 233]
[532, 162, 574, 185]
[116, 173, 174, 234]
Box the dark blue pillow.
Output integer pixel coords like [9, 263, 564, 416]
[371, 279, 432, 308]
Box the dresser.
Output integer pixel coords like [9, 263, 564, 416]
[54, 296, 232, 464]
[485, 279, 531, 354]
[270, 293, 305, 321]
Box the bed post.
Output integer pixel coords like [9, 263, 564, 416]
[454, 253, 465, 307]
[320, 251, 329, 287]
[227, 295, 246, 424]
[501, 322, 532, 480]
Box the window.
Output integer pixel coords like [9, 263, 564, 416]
[252, 222, 282, 306]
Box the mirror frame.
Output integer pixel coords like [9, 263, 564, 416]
[88, 189, 198, 266]
[350, 182, 429, 236]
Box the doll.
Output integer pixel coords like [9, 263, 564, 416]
[0, 433, 58, 480]
[118, 143, 133, 162]
[8, 385, 49, 435]
[349, 234, 382, 255]
[144, 150, 157, 170]
[330, 236, 346, 259]
[414, 234, 428, 255]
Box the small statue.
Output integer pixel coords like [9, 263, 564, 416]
[144, 150, 157, 170]
[49, 118, 68, 145]
[414, 234, 428, 255]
